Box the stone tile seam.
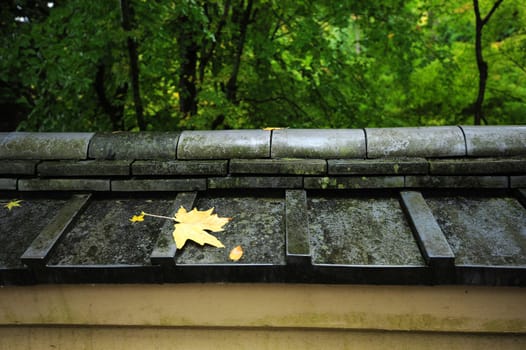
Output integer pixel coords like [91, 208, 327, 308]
[363, 128, 369, 159]
[85, 133, 96, 160]
[458, 125, 469, 157]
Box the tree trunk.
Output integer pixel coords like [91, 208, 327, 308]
[177, 16, 199, 116]
[120, 0, 146, 130]
[472, 0, 503, 125]
[225, 0, 253, 104]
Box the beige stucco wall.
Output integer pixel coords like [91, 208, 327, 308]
[1, 284, 525, 349]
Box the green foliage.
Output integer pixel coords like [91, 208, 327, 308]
[0, 0, 524, 131]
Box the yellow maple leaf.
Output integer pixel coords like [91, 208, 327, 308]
[4, 199, 22, 211]
[172, 207, 231, 249]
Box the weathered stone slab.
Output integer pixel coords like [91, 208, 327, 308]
[285, 190, 311, 265]
[0, 178, 17, 190]
[208, 176, 302, 189]
[366, 127, 465, 158]
[0, 195, 67, 268]
[177, 130, 270, 159]
[0, 132, 94, 160]
[511, 176, 526, 188]
[304, 176, 404, 189]
[88, 132, 180, 160]
[150, 192, 197, 267]
[329, 158, 428, 175]
[230, 159, 327, 175]
[0, 160, 39, 175]
[38, 160, 131, 177]
[271, 129, 365, 159]
[111, 179, 206, 192]
[48, 197, 174, 265]
[405, 176, 508, 188]
[430, 158, 526, 175]
[426, 196, 526, 265]
[400, 191, 455, 275]
[21, 194, 92, 268]
[133, 160, 227, 176]
[461, 125, 526, 156]
[176, 192, 285, 264]
[18, 179, 110, 191]
[308, 196, 424, 265]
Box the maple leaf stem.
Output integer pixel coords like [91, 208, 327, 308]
[141, 211, 176, 221]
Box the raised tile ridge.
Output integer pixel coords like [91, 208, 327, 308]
[0, 127, 524, 190]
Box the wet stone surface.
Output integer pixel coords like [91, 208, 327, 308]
[0, 195, 67, 267]
[308, 196, 424, 265]
[176, 192, 285, 265]
[49, 197, 173, 265]
[426, 196, 526, 266]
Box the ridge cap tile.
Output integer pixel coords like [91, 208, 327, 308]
[271, 129, 365, 159]
[177, 130, 270, 159]
[0, 132, 94, 160]
[365, 126, 466, 158]
[88, 132, 179, 160]
[460, 125, 526, 157]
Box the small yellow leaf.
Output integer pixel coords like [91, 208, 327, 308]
[229, 245, 243, 262]
[4, 199, 22, 211]
[130, 212, 145, 222]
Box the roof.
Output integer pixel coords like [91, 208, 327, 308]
[1, 126, 526, 286]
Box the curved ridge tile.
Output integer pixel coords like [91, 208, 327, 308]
[177, 130, 270, 159]
[366, 127, 465, 158]
[271, 129, 365, 158]
[461, 125, 526, 156]
[0, 132, 94, 160]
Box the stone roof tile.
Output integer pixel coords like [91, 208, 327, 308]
[0, 132, 94, 160]
[366, 126, 465, 158]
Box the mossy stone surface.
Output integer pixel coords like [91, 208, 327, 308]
[0, 132, 94, 160]
[462, 126, 526, 156]
[88, 132, 180, 160]
[0, 195, 67, 267]
[0, 160, 38, 175]
[48, 197, 174, 265]
[426, 196, 526, 265]
[366, 127, 465, 158]
[308, 196, 424, 265]
[177, 130, 270, 159]
[271, 129, 365, 158]
[176, 192, 285, 265]
[230, 159, 327, 175]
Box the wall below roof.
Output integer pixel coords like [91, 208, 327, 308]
[1, 325, 525, 350]
[1, 284, 525, 349]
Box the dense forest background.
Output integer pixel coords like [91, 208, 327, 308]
[1, 0, 525, 131]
